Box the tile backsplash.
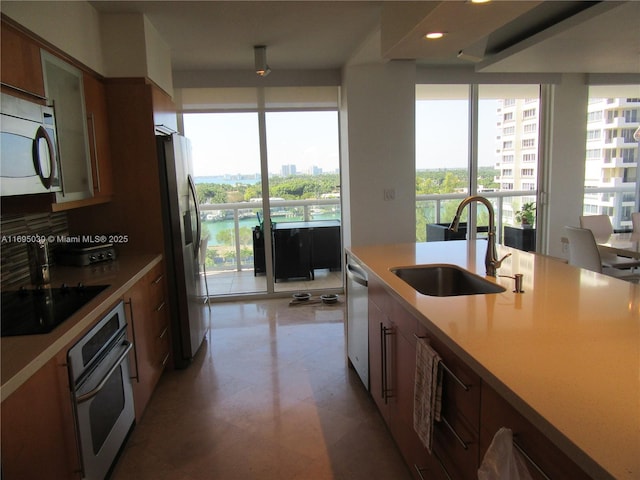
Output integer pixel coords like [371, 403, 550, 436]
[1, 212, 69, 290]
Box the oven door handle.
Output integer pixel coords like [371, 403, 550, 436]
[76, 340, 133, 404]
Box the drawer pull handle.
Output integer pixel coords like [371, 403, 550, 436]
[159, 326, 169, 340]
[124, 299, 140, 383]
[414, 334, 470, 391]
[414, 450, 452, 480]
[514, 439, 551, 480]
[381, 323, 395, 403]
[152, 274, 164, 285]
[161, 352, 170, 367]
[433, 450, 453, 480]
[441, 416, 468, 450]
[155, 301, 165, 312]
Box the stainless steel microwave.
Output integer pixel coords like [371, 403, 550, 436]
[0, 92, 61, 196]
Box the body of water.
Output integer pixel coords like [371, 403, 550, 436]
[195, 176, 260, 186]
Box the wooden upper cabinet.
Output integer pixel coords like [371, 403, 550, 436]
[83, 72, 114, 201]
[0, 22, 45, 98]
[152, 85, 178, 134]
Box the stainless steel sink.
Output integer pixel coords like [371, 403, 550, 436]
[391, 265, 506, 297]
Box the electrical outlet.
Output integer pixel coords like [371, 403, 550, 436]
[384, 188, 395, 201]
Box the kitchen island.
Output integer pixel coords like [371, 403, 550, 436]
[349, 241, 639, 480]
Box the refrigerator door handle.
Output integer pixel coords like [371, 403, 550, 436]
[187, 174, 201, 260]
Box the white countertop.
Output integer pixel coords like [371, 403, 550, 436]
[1, 254, 163, 402]
[349, 241, 639, 480]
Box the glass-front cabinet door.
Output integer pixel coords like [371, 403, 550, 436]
[41, 50, 93, 203]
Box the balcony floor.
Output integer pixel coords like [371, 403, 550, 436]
[204, 268, 343, 298]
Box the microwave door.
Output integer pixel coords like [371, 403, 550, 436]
[0, 115, 61, 196]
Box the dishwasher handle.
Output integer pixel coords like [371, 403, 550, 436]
[347, 263, 368, 287]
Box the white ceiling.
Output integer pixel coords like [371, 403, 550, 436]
[89, 1, 640, 75]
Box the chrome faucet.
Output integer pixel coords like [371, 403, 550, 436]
[449, 195, 511, 276]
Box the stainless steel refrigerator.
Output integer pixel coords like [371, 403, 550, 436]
[157, 133, 208, 368]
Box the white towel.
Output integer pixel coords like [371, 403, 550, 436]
[413, 337, 443, 453]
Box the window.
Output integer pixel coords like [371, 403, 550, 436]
[522, 138, 535, 148]
[624, 109, 638, 122]
[416, 84, 540, 242]
[523, 153, 536, 162]
[523, 108, 536, 119]
[182, 86, 341, 296]
[586, 149, 601, 160]
[587, 129, 601, 140]
[621, 128, 636, 142]
[588, 110, 603, 122]
[521, 168, 535, 177]
[622, 149, 636, 163]
[416, 85, 470, 240]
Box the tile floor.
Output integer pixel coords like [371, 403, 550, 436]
[111, 298, 412, 480]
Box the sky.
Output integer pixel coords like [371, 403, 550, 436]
[184, 111, 339, 177]
[184, 99, 501, 178]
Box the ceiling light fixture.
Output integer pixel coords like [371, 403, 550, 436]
[424, 32, 446, 40]
[470, 0, 491, 4]
[254, 45, 271, 77]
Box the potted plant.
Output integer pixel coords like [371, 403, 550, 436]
[515, 202, 536, 228]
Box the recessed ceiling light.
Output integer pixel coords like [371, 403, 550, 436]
[424, 32, 446, 40]
[470, 0, 491, 3]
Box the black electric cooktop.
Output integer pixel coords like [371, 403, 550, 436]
[1, 284, 109, 337]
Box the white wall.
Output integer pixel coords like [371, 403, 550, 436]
[341, 61, 417, 247]
[542, 74, 589, 258]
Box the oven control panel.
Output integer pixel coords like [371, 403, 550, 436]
[57, 243, 117, 267]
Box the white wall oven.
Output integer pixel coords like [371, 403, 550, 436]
[67, 300, 134, 480]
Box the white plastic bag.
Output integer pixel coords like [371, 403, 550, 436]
[478, 427, 534, 480]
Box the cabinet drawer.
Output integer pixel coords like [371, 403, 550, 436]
[156, 322, 171, 368]
[416, 324, 481, 432]
[368, 276, 394, 314]
[147, 263, 166, 306]
[433, 414, 479, 480]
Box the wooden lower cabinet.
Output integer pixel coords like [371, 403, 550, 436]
[125, 261, 170, 420]
[1, 350, 80, 480]
[480, 382, 591, 480]
[368, 278, 442, 479]
[368, 279, 590, 479]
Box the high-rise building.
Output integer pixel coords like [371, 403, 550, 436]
[494, 94, 639, 229]
[494, 97, 539, 223]
[584, 97, 639, 228]
[281, 164, 297, 176]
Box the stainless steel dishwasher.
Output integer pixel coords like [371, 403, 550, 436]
[346, 253, 368, 388]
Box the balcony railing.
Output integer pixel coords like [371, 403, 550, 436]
[416, 190, 537, 243]
[198, 185, 636, 270]
[199, 198, 341, 271]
